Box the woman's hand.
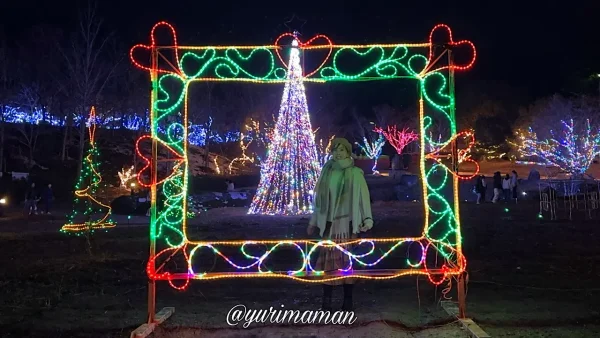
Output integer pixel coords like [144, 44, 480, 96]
[360, 219, 373, 232]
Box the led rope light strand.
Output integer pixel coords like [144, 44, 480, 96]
[319, 46, 424, 81]
[415, 24, 475, 253]
[61, 107, 115, 234]
[248, 39, 321, 215]
[418, 24, 476, 255]
[425, 131, 480, 180]
[421, 107, 461, 245]
[131, 22, 475, 84]
[418, 59, 475, 256]
[147, 237, 463, 284]
[130, 21, 476, 290]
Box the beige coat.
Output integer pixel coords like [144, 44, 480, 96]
[310, 160, 373, 238]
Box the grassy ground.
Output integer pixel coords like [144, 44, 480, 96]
[1, 200, 600, 337]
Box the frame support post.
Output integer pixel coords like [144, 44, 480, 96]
[457, 271, 466, 318]
[131, 46, 176, 338]
[148, 46, 158, 326]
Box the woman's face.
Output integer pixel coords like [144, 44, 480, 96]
[333, 144, 349, 161]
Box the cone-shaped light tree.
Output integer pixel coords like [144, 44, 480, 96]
[248, 38, 321, 215]
[61, 107, 115, 234]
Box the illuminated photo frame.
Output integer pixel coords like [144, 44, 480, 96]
[130, 21, 476, 322]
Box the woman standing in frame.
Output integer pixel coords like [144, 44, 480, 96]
[307, 138, 374, 312]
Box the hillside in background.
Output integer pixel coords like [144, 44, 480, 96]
[0, 125, 254, 204]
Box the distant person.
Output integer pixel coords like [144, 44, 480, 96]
[502, 174, 511, 202]
[43, 183, 54, 214]
[25, 182, 38, 215]
[391, 154, 400, 171]
[492, 172, 502, 203]
[227, 180, 235, 192]
[475, 175, 485, 204]
[510, 170, 519, 203]
[481, 175, 488, 202]
[144, 190, 151, 216]
[528, 168, 540, 182]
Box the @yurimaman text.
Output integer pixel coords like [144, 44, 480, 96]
[226, 304, 357, 327]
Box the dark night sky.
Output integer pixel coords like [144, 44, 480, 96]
[1, 0, 599, 101]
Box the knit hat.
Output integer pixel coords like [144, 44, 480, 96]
[330, 138, 352, 155]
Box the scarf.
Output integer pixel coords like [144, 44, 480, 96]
[314, 157, 354, 238]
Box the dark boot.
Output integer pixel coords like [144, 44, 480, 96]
[321, 285, 333, 311]
[342, 284, 354, 311]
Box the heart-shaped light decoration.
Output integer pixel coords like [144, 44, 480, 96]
[425, 130, 480, 180]
[130, 21, 182, 76]
[274, 33, 333, 78]
[135, 135, 186, 188]
[421, 24, 476, 75]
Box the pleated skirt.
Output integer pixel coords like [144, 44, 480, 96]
[315, 221, 357, 286]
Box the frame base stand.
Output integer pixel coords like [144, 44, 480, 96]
[441, 301, 490, 338]
[130, 307, 175, 338]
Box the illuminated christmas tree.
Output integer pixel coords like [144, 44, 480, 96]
[61, 107, 115, 234]
[248, 38, 321, 215]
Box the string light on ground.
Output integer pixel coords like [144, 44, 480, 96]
[61, 107, 115, 234]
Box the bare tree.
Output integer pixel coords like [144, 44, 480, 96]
[13, 84, 43, 168]
[309, 86, 346, 138]
[56, 1, 120, 172]
[188, 82, 221, 168]
[0, 32, 15, 171]
[125, 69, 150, 171]
[350, 106, 371, 140]
[514, 95, 600, 141]
[9, 26, 62, 169]
[373, 104, 417, 129]
[59, 100, 73, 161]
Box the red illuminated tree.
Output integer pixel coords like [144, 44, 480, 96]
[374, 125, 418, 154]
